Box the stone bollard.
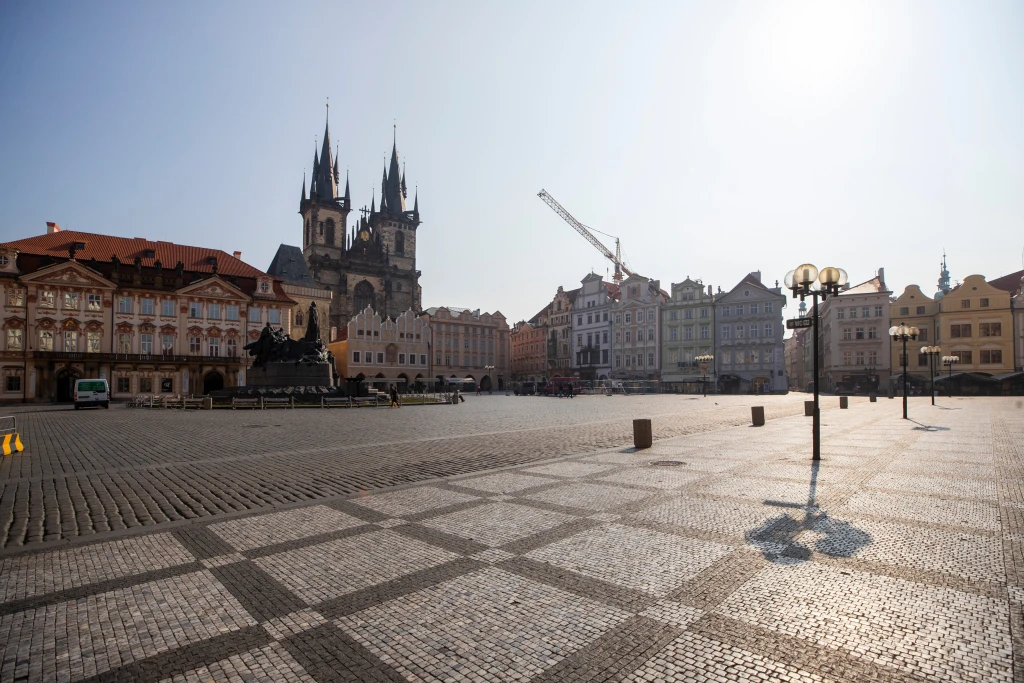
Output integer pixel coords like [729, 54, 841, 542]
[839, 396, 848, 409]
[633, 419, 652, 449]
[202, 396, 213, 410]
[869, 394, 877, 403]
[751, 406, 765, 426]
[804, 401, 814, 416]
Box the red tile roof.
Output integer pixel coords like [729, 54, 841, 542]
[1, 230, 265, 279]
[989, 269, 1024, 294]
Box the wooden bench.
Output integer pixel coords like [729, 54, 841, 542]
[263, 397, 294, 409]
[163, 398, 184, 409]
[352, 396, 380, 407]
[232, 397, 261, 410]
[182, 398, 204, 410]
[321, 396, 352, 408]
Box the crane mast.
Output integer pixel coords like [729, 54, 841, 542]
[537, 189, 632, 282]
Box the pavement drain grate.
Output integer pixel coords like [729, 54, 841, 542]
[650, 461, 687, 467]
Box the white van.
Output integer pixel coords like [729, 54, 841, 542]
[74, 378, 110, 409]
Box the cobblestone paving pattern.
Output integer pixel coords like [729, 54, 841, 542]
[0, 395, 1021, 682]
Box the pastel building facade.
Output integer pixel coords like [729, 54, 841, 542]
[330, 307, 431, 390]
[420, 306, 510, 391]
[660, 278, 716, 392]
[570, 273, 618, 381]
[610, 274, 665, 381]
[714, 272, 786, 393]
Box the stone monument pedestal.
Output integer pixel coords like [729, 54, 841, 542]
[248, 363, 332, 388]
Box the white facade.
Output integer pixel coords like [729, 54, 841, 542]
[570, 273, 616, 380]
[714, 271, 786, 393]
[610, 274, 664, 380]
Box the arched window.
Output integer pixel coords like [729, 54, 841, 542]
[354, 281, 374, 313]
[296, 310, 304, 326]
[395, 231, 405, 254]
[325, 219, 336, 246]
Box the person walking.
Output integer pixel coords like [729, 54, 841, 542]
[390, 384, 400, 408]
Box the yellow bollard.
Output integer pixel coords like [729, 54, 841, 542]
[2, 433, 24, 456]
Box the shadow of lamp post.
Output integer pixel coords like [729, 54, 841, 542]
[921, 345, 941, 406]
[890, 323, 920, 420]
[942, 354, 959, 398]
[696, 354, 713, 398]
[784, 264, 847, 461]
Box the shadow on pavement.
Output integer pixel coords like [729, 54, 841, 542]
[745, 460, 872, 563]
[909, 419, 950, 431]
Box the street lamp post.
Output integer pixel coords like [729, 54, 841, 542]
[942, 355, 959, 398]
[696, 354, 713, 397]
[484, 365, 495, 394]
[889, 323, 921, 420]
[785, 264, 848, 461]
[921, 346, 941, 406]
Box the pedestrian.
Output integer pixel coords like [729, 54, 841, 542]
[390, 384, 400, 408]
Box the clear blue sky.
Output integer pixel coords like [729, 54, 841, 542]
[1, 1, 1022, 324]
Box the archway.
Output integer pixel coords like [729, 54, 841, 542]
[203, 370, 224, 395]
[354, 281, 375, 313]
[56, 367, 82, 402]
[398, 373, 409, 393]
[480, 375, 492, 391]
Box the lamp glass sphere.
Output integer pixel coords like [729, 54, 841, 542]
[836, 268, 848, 287]
[889, 325, 898, 337]
[794, 264, 818, 286]
[784, 270, 795, 289]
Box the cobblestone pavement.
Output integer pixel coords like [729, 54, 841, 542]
[1, 396, 1022, 682]
[0, 394, 812, 549]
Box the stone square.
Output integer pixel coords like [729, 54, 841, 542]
[349, 486, 480, 517]
[523, 482, 657, 511]
[450, 470, 558, 494]
[420, 502, 576, 546]
[208, 505, 367, 551]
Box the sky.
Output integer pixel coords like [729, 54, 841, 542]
[1, 0, 1022, 326]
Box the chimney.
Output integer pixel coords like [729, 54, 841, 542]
[233, 250, 242, 260]
[707, 285, 713, 297]
[877, 267, 885, 286]
[46, 222, 60, 234]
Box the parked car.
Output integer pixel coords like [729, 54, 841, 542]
[74, 378, 110, 409]
[515, 381, 536, 396]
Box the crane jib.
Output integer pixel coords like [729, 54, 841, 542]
[537, 189, 634, 280]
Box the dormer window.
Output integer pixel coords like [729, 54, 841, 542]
[260, 281, 270, 293]
[144, 249, 156, 258]
[207, 256, 218, 266]
[74, 242, 87, 251]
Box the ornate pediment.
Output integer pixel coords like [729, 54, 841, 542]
[160, 324, 176, 335]
[3, 316, 24, 329]
[85, 320, 103, 332]
[35, 317, 55, 329]
[188, 325, 203, 336]
[61, 318, 81, 331]
[225, 329, 239, 339]
[115, 322, 135, 334]
[139, 321, 156, 333]
[207, 325, 223, 337]
[177, 276, 246, 301]
[21, 261, 116, 290]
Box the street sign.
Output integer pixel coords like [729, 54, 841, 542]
[787, 317, 813, 330]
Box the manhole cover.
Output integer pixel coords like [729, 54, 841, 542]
[650, 460, 687, 467]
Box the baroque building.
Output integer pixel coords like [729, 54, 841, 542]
[510, 285, 578, 383]
[660, 278, 715, 392]
[610, 274, 666, 381]
[299, 112, 421, 334]
[818, 268, 891, 394]
[420, 307, 510, 391]
[329, 307, 431, 392]
[0, 224, 293, 402]
[570, 273, 618, 381]
[713, 272, 786, 393]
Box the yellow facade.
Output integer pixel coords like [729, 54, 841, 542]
[889, 285, 941, 379]
[937, 275, 1014, 373]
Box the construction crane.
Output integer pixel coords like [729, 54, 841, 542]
[537, 189, 633, 282]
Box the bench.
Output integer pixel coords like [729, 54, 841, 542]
[352, 396, 380, 407]
[232, 397, 262, 410]
[163, 398, 184, 409]
[321, 396, 352, 408]
[263, 397, 294, 409]
[182, 398, 204, 410]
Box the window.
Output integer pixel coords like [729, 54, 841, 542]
[6, 375, 21, 392]
[189, 336, 201, 354]
[118, 296, 132, 314]
[868, 351, 877, 365]
[420, 354, 427, 365]
[189, 302, 202, 318]
[586, 333, 593, 347]
[636, 353, 643, 367]
[587, 314, 593, 324]
[61, 330, 77, 352]
[682, 327, 691, 341]
[849, 308, 856, 319]
[226, 305, 239, 321]
[268, 309, 280, 325]
[980, 322, 1002, 337]
[735, 350, 745, 364]
[248, 307, 261, 322]
[950, 324, 972, 338]
[117, 333, 132, 353]
[625, 313, 631, 324]
[377, 352, 384, 364]
[139, 377, 152, 393]
[614, 332, 620, 343]
[735, 325, 744, 339]
[208, 337, 220, 356]
[721, 350, 731, 364]
[856, 351, 865, 365]
[64, 292, 79, 309]
[648, 353, 655, 366]
[918, 328, 927, 341]
[614, 314, 621, 324]
[843, 351, 852, 365]
[876, 306, 884, 317]
[980, 298, 989, 308]
[208, 303, 220, 319]
[765, 303, 773, 313]
[602, 312, 608, 322]
[670, 311, 678, 321]
[837, 308, 846, 319]
[980, 349, 1002, 364]
[648, 310, 655, 322]
[841, 328, 852, 341]
[602, 331, 608, 343]
[615, 354, 621, 367]
[958, 350, 973, 364]
[764, 323, 773, 337]
[961, 299, 970, 309]
[700, 325, 709, 339]
[161, 378, 174, 393]
[601, 349, 608, 363]
[7, 289, 23, 306]
[40, 291, 55, 308]
[855, 327, 865, 340]
[749, 325, 758, 338]
[721, 325, 730, 339]
[140, 333, 154, 354]
[648, 328, 655, 341]
[141, 298, 154, 315]
[88, 294, 102, 311]
[749, 349, 759, 364]
[867, 326, 877, 339]
[117, 377, 130, 393]
[750, 304, 758, 314]
[722, 306, 730, 317]
[700, 308, 708, 318]
[7, 329, 22, 351]
[765, 349, 773, 363]
[862, 307, 870, 318]
[736, 305, 743, 315]
[684, 309, 693, 320]
[162, 299, 175, 316]
[226, 338, 238, 357]
[577, 316, 583, 326]
[625, 331, 631, 342]
[161, 334, 174, 354]
[898, 307, 908, 316]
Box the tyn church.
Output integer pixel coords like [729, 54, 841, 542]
[299, 111, 422, 334]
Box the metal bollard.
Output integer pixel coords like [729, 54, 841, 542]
[804, 401, 814, 417]
[839, 396, 848, 409]
[751, 406, 765, 426]
[633, 419, 652, 449]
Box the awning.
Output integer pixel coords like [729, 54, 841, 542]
[935, 372, 998, 383]
[991, 371, 1024, 381]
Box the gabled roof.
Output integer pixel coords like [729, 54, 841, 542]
[1, 230, 263, 279]
[716, 271, 781, 302]
[989, 269, 1024, 294]
[841, 274, 888, 296]
[267, 245, 317, 287]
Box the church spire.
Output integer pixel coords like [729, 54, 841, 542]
[301, 173, 307, 203]
[370, 189, 376, 214]
[343, 170, 350, 205]
[314, 103, 337, 199]
[937, 250, 951, 295]
[310, 146, 319, 197]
